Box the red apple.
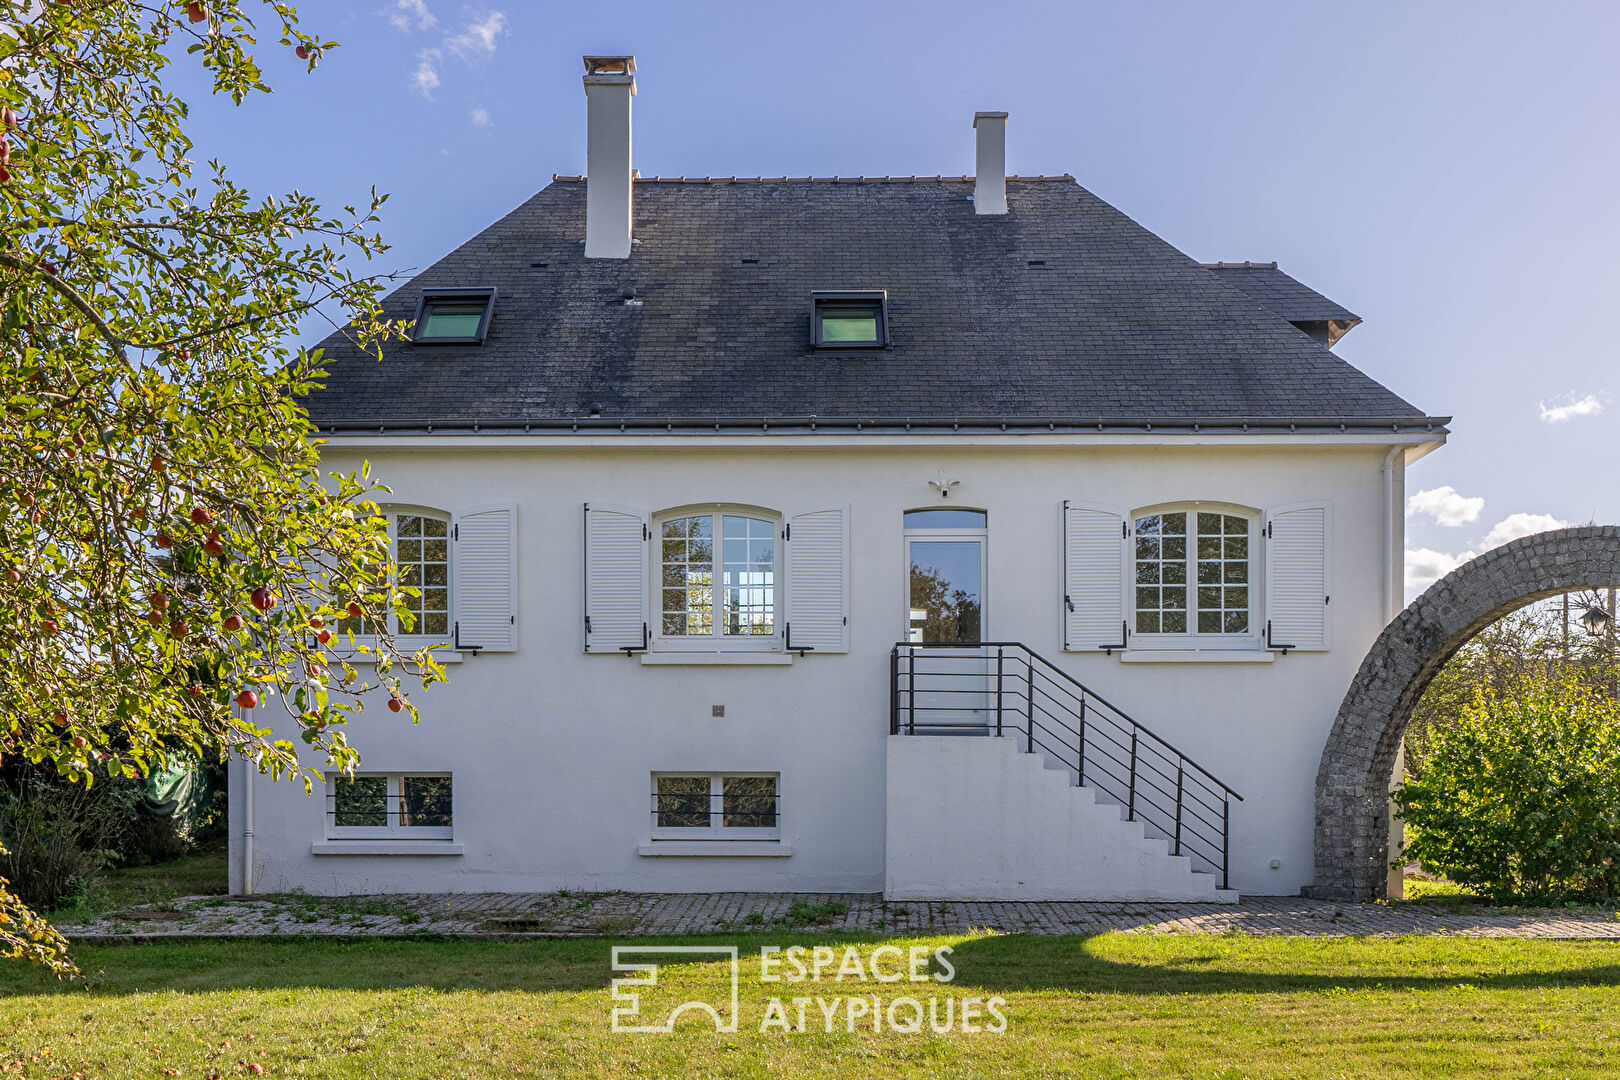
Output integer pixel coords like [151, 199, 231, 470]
[71, 735, 87, 749]
[250, 587, 275, 611]
[295, 44, 309, 59]
[40, 261, 56, 276]
[52, 711, 66, 726]
[223, 612, 244, 632]
[387, 697, 405, 713]
[187, 685, 204, 697]
[308, 615, 324, 629]
[186, 2, 208, 22]
[0, 164, 10, 184]
[0, 137, 9, 164]
[145, 610, 163, 626]
[1, 107, 15, 129]
[151, 591, 169, 610]
[4, 568, 19, 582]
[190, 506, 212, 525]
[40, 619, 57, 635]
[71, 432, 85, 447]
[169, 620, 187, 639]
[154, 532, 172, 548]
[317, 628, 332, 644]
[346, 601, 363, 618]
[236, 690, 259, 710]
[131, 507, 147, 522]
[151, 456, 166, 473]
[203, 537, 225, 556]
[18, 491, 34, 507]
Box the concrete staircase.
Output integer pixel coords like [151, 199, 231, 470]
[884, 733, 1238, 902]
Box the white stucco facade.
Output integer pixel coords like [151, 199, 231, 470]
[229, 434, 1429, 899]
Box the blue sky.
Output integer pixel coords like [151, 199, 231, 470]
[174, 1, 1620, 598]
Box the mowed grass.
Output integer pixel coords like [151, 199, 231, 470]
[1, 933, 1618, 1078]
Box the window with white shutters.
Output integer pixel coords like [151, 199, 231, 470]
[451, 504, 517, 652]
[1062, 503, 1129, 652]
[1264, 502, 1331, 652]
[785, 505, 849, 654]
[1127, 504, 1261, 650]
[583, 504, 649, 653]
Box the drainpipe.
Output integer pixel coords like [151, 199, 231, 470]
[1382, 446, 1404, 622]
[242, 760, 255, 896]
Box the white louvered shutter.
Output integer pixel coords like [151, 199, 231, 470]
[1265, 502, 1331, 652]
[785, 505, 849, 653]
[1063, 502, 1129, 651]
[584, 504, 648, 652]
[451, 504, 517, 652]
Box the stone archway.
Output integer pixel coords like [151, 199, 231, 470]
[1308, 525, 1620, 901]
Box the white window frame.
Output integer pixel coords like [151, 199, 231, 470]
[325, 772, 453, 840]
[651, 504, 782, 653]
[341, 505, 453, 649]
[1128, 501, 1262, 651]
[650, 772, 781, 840]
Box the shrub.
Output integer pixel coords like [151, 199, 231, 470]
[1395, 679, 1620, 902]
[0, 767, 141, 911]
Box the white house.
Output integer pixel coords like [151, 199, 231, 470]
[228, 56, 1447, 901]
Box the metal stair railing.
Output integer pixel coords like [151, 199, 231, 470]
[890, 641, 1245, 888]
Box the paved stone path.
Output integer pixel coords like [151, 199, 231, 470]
[56, 892, 1620, 943]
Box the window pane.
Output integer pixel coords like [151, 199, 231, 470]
[1193, 512, 1250, 635]
[333, 776, 387, 828]
[661, 515, 716, 637]
[400, 776, 452, 828]
[903, 509, 987, 529]
[393, 513, 450, 637]
[1163, 611, 1186, 633]
[723, 776, 778, 829]
[656, 777, 711, 829]
[1133, 514, 1189, 635]
[419, 301, 487, 339]
[722, 516, 774, 636]
[819, 303, 881, 343]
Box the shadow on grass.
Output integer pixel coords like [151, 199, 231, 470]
[3, 932, 1620, 1000]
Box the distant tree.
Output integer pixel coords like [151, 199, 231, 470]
[0, 2, 442, 971]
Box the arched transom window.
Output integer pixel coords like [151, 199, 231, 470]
[658, 510, 777, 644]
[1134, 508, 1254, 638]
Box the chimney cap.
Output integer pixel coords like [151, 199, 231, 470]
[583, 55, 636, 76]
[973, 111, 1009, 126]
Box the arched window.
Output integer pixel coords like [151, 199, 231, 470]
[339, 507, 451, 639]
[655, 507, 779, 648]
[1133, 506, 1257, 642]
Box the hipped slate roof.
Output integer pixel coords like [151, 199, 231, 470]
[302, 177, 1444, 435]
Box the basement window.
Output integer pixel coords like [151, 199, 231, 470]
[811, 291, 888, 348]
[412, 288, 497, 344]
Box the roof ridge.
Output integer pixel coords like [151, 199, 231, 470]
[1201, 261, 1279, 269]
[548, 174, 1076, 184]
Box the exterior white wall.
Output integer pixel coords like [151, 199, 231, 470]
[237, 439, 1403, 897]
[885, 734, 1229, 901]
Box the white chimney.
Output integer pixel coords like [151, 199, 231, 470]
[973, 111, 1008, 216]
[583, 56, 636, 259]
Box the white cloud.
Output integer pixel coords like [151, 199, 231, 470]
[1405, 485, 1484, 527]
[446, 11, 507, 59]
[1405, 547, 1476, 591]
[388, 0, 437, 31]
[1538, 392, 1606, 424]
[1482, 512, 1573, 548]
[469, 106, 492, 127]
[412, 49, 441, 97]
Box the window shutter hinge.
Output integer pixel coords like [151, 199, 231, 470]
[1121, 522, 1128, 538]
[784, 523, 792, 541]
[453, 522, 459, 541]
[642, 523, 649, 541]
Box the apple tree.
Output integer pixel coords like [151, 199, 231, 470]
[0, 1, 442, 971]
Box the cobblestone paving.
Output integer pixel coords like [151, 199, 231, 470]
[56, 892, 1620, 943]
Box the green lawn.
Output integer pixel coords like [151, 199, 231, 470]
[2, 934, 1618, 1077]
[46, 843, 228, 926]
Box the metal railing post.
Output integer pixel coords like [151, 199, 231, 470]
[1222, 796, 1231, 891]
[1173, 764, 1184, 856]
[907, 647, 916, 735]
[1025, 651, 1034, 754]
[1077, 697, 1087, 787]
[995, 646, 1004, 737]
[1127, 729, 1138, 821]
[890, 647, 899, 735]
